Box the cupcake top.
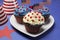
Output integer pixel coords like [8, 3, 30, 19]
[14, 6, 32, 16]
[38, 7, 50, 15]
[23, 11, 45, 25]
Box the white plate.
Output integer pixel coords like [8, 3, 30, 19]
[10, 15, 55, 37]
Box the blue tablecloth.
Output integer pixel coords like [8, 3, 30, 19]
[0, 0, 60, 40]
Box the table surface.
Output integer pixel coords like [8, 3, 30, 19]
[0, 0, 60, 40]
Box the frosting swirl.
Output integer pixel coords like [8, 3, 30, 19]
[14, 6, 32, 16]
[23, 11, 45, 25]
[38, 7, 50, 15]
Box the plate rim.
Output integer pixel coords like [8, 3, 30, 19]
[10, 15, 55, 37]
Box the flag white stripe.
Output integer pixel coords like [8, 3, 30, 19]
[0, 17, 7, 24]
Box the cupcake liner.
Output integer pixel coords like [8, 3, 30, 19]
[43, 14, 50, 22]
[14, 15, 23, 24]
[24, 23, 42, 34]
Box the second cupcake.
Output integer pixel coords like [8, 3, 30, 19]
[23, 11, 45, 34]
[39, 7, 50, 23]
[14, 6, 32, 24]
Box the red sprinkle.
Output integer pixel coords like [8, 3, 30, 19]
[27, 19, 29, 21]
[30, 16, 32, 18]
[25, 17, 26, 19]
[36, 13, 38, 15]
[35, 16, 37, 18]
[38, 16, 41, 18]
[32, 20, 34, 22]
[32, 13, 34, 15]
[41, 19, 44, 21]
[38, 19, 40, 21]
[28, 14, 30, 17]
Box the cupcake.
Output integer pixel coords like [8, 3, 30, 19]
[38, 7, 50, 22]
[14, 6, 32, 24]
[23, 11, 45, 34]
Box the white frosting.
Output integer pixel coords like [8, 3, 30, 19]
[23, 11, 45, 25]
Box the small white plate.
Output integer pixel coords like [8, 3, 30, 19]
[10, 15, 55, 37]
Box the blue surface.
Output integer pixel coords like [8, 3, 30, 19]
[0, 0, 60, 40]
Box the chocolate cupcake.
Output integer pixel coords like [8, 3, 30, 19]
[38, 7, 50, 23]
[23, 11, 45, 34]
[14, 6, 32, 24]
